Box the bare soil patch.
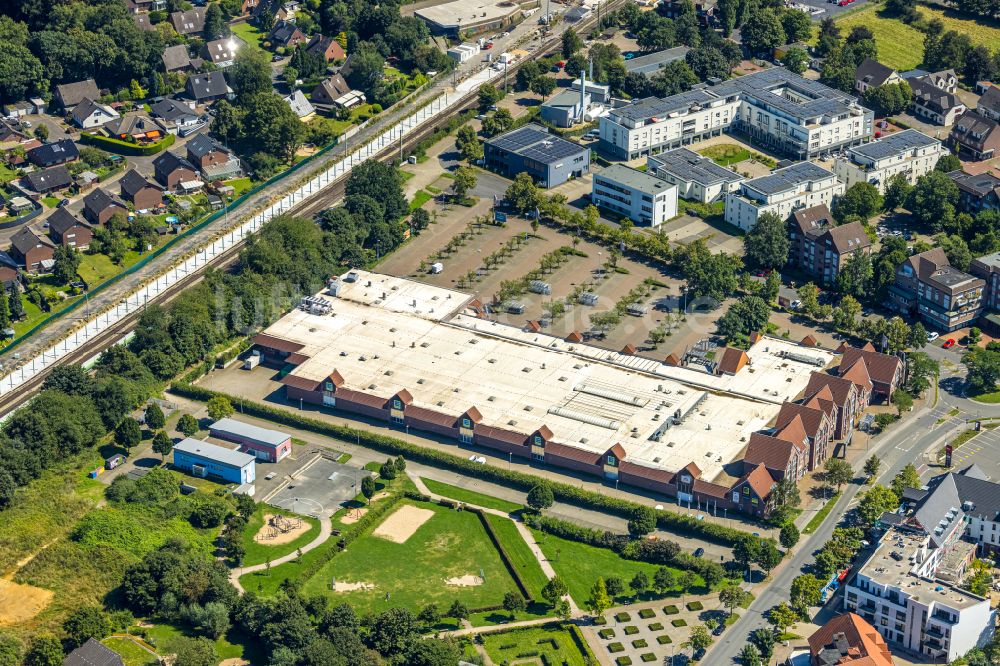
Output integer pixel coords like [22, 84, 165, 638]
[0, 578, 53, 625]
[340, 507, 368, 525]
[253, 513, 311, 545]
[333, 581, 375, 592]
[445, 574, 484, 587]
[372, 504, 434, 544]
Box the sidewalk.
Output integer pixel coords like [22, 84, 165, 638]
[229, 515, 332, 593]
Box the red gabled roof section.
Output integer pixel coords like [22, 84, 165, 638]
[607, 443, 627, 460]
[253, 333, 305, 355]
[621, 343, 637, 355]
[739, 462, 777, 498]
[565, 331, 584, 343]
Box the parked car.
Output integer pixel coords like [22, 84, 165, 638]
[57, 198, 70, 208]
[694, 547, 705, 558]
[927, 331, 940, 342]
[943, 338, 956, 349]
[265, 472, 277, 480]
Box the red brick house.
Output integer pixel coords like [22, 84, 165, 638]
[773, 401, 834, 471]
[305, 34, 346, 62]
[742, 414, 810, 483]
[83, 188, 127, 226]
[47, 208, 93, 250]
[152, 150, 199, 191]
[836, 343, 904, 401]
[119, 169, 163, 210]
[802, 372, 868, 441]
[730, 463, 777, 518]
[9, 227, 55, 274]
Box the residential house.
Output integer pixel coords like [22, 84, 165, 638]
[660, 0, 716, 25]
[724, 162, 845, 232]
[83, 187, 127, 225]
[153, 150, 200, 191]
[46, 208, 93, 250]
[949, 168, 1000, 212]
[149, 98, 204, 136]
[774, 400, 834, 471]
[808, 613, 894, 666]
[26, 139, 79, 168]
[63, 639, 125, 666]
[103, 113, 167, 144]
[916, 464, 1000, 556]
[53, 79, 100, 111]
[832, 128, 946, 193]
[0, 266, 19, 291]
[950, 112, 1000, 161]
[276, 0, 300, 22]
[23, 165, 72, 193]
[242, 0, 260, 14]
[310, 74, 352, 109]
[305, 34, 345, 62]
[978, 85, 1000, 122]
[203, 37, 242, 68]
[71, 98, 119, 129]
[0, 120, 28, 150]
[119, 169, 163, 210]
[161, 45, 196, 72]
[802, 372, 866, 441]
[741, 416, 810, 483]
[970, 251, 1000, 312]
[186, 134, 242, 181]
[283, 90, 316, 119]
[908, 75, 966, 126]
[854, 58, 902, 94]
[9, 227, 55, 274]
[924, 69, 959, 93]
[185, 72, 233, 104]
[890, 247, 984, 331]
[836, 342, 904, 401]
[171, 8, 206, 35]
[133, 12, 154, 30]
[788, 205, 871, 286]
[269, 20, 307, 49]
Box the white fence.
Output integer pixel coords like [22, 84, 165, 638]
[0, 62, 505, 398]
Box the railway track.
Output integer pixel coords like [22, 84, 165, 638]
[0, 5, 621, 417]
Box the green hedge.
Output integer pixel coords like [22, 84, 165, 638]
[470, 505, 533, 604]
[170, 384, 766, 550]
[80, 132, 176, 156]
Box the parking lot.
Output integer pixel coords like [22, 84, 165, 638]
[266, 456, 373, 519]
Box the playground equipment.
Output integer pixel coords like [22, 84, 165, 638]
[259, 514, 303, 540]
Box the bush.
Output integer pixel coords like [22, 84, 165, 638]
[623, 625, 639, 635]
[648, 622, 663, 631]
[638, 609, 655, 619]
[640, 652, 657, 662]
[632, 639, 648, 648]
[671, 619, 687, 627]
[656, 634, 672, 645]
[615, 612, 631, 622]
[599, 629, 615, 639]
[663, 605, 679, 615]
[608, 642, 624, 653]
[616, 657, 633, 666]
[79, 132, 175, 156]
[686, 601, 703, 611]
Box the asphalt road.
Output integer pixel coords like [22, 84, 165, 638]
[705, 355, 994, 664]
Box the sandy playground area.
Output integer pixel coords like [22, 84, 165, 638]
[445, 575, 484, 587]
[372, 505, 434, 544]
[0, 578, 53, 625]
[340, 507, 367, 525]
[333, 581, 376, 592]
[253, 514, 312, 546]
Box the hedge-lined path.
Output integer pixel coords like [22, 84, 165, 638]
[170, 393, 744, 561]
[409, 474, 581, 617]
[229, 516, 332, 593]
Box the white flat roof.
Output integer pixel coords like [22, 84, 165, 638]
[174, 437, 255, 468]
[209, 417, 290, 447]
[415, 0, 520, 28]
[263, 271, 784, 481]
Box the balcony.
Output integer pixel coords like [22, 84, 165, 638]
[926, 626, 944, 638]
[932, 611, 957, 625]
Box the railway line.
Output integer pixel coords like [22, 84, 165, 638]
[0, 4, 621, 417]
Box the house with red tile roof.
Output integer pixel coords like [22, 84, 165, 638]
[774, 401, 835, 470]
[836, 344, 904, 401]
[742, 414, 810, 482]
[808, 613, 894, 666]
[802, 371, 867, 441]
[730, 463, 777, 518]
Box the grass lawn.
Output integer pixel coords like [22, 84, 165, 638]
[481, 623, 595, 666]
[222, 177, 253, 198]
[410, 189, 433, 211]
[970, 389, 1000, 404]
[0, 162, 18, 184]
[529, 528, 706, 606]
[485, 514, 549, 598]
[101, 638, 158, 666]
[230, 21, 266, 51]
[698, 144, 750, 166]
[421, 478, 524, 513]
[41, 196, 61, 208]
[9, 297, 49, 340]
[803, 491, 842, 534]
[241, 504, 322, 567]
[301, 500, 521, 614]
[143, 623, 248, 661]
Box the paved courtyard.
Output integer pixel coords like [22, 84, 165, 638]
[267, 456, 372, 519]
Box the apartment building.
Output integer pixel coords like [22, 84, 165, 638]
[724, 162, 844, 231]
[920, 464, 1000, 557]
[843, 527, 992, 662]
[948, 168, 1000, 212]
[970, 251, 1000, 311]
[808, 613, 894, 666]
[646, 148, 745, 202]
[832, 129, 946, 193]
[950, 112, 1000, 161]
[591, 164, 678, 227]
[599, 68, 873, 161]
[889, 248, 984, 331]
[788, 204, 871, 285]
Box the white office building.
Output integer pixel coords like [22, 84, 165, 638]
[833, 129, 946, 193]
[724, 162, 844, 231]
[599, 68, 873, 161]
[647, 148, 746, 203]
[591, 164, 677, 227]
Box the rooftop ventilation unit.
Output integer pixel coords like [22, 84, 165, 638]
[778, 350, 826, 366]
[574, 383, 650, 407]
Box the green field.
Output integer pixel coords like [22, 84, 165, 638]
[485, 514, 549, 598]
[102, 637, 158, 666]
[481, 624, 596, 666]
[143, 623, 248, 662]
[302, 500, 521, 614]
[530, 529, 706, 606]
[421, 478, 524, 513]
[410, 189, 433, 211]
[241, 504, 321, 567]
[698, 144, 751, 166]
[816, 4, 1000, 72]
[230, 21, 266, 51]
